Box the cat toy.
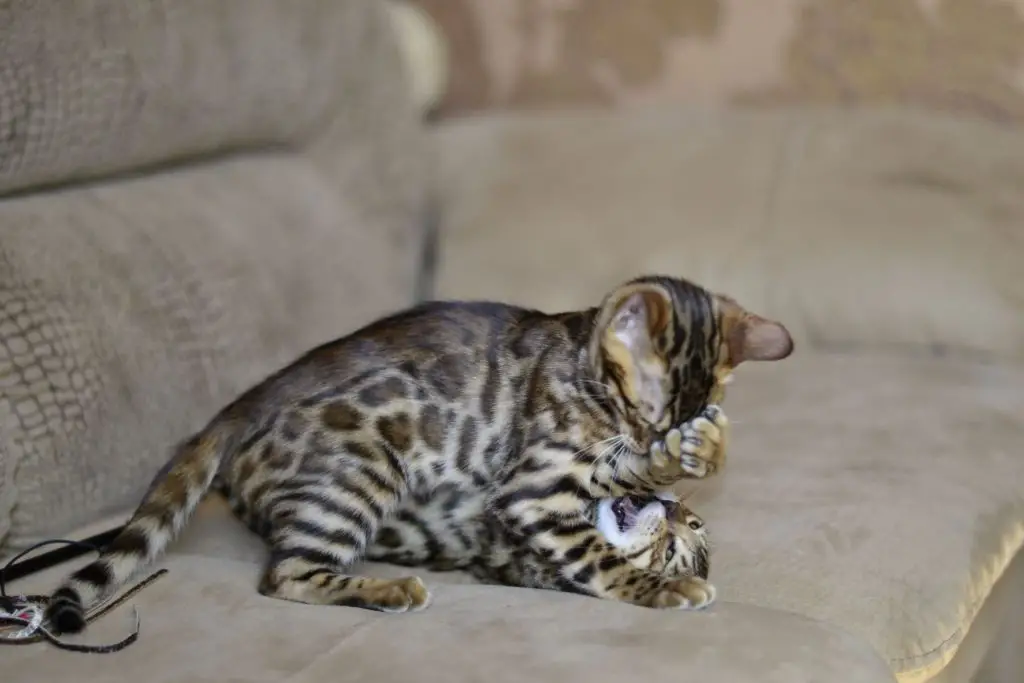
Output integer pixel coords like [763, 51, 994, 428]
[0, 538, 166, 653]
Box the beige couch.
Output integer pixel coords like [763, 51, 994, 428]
[2, 2, 1022, 682]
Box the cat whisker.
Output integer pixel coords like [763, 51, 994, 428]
[574, 434, 625, 461]
[594, 437, 628, 461]
[608, 442, 633, 480]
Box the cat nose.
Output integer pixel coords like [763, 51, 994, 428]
[642, 401, 664, 423]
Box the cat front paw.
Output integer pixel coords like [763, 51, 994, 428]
[650, 576, 717, 610]
[651, 404, 728, 479]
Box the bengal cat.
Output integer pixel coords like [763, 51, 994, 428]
[47, 275, 791, 632]
[368, 490, 715, 609]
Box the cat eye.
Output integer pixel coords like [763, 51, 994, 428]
[688, 520, 703, 531]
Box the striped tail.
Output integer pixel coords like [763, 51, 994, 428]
[46, 425, 236, 634]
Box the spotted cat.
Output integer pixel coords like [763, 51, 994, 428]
[47, 275, 791, 632]
[368, 490, 714, 608]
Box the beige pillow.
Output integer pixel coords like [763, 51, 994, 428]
[434, 106, 1024, 360]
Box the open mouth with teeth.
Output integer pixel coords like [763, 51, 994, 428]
[610, 495, 656, 532]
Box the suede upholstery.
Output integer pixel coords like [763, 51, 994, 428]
[6, 499, 895, 683]
[0, 0, 428, 549]
[434, 108, 1024, 681]
[1, 1, 1021, 682]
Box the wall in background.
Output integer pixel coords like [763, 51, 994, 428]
[413, 0, 1024, 123]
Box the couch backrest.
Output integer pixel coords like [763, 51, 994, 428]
[0, 0, 430, 554]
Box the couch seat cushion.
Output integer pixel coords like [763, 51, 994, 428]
[8, 343, 1022, 683]
[6, 502, 894, 683]
[432, 105, 1024, 681]
[677, 352, 1024, 682]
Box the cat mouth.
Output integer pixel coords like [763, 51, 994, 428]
[611, 495, 656, 532]
[611, 496, 635, 531]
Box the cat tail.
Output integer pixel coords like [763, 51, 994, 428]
[45, 421, 240, 634]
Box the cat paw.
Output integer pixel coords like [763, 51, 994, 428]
[371, 577, 432, 613]
[651, 577, 717, 611]
[651, 404, 728, 479]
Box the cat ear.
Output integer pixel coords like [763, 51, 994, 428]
[607, 288, 672, 354]
[716, 294, 793, 365]
[593, 285, 674, 421]
[729, 314, 793, 364]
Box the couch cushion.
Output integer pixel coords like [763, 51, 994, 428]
[7, 352, 1019, 682]
[679, 352, 1024, 682]
[0, 0, 381, 195]
[0, 0, 429, 553]
[433, 106, 1024, 361]
[0, 151, 424, 553]
[432, 106, 1024, 679]
[5, 506, 895, 683]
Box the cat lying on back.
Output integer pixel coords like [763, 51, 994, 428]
[48, 275, 791, 632]
[368, 490, 714, 609]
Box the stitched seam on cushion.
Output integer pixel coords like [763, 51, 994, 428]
[413, 193, 439, 302]
[281, 620, 383, 683]
[890, 620, 966, 665]
[891, 524, 1023, 663]
[889, 523, 1024, 677]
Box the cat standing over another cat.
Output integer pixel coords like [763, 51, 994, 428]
[47, 275, 792, 632]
